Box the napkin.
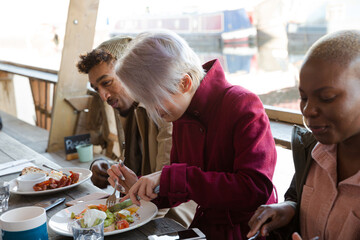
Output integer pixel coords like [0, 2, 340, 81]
[0, 159, 36, 176]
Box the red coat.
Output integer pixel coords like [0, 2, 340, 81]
[157, 59, 277, 239]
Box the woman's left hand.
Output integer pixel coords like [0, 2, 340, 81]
[120, 171, 162, 206]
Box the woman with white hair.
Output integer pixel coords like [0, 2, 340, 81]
[108, 30, 277, 239]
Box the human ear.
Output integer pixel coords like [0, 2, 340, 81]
[180, 74, 192, 93]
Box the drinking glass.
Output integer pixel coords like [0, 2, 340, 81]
[0, 181, 10, 212]
[71, 218, 104, 240]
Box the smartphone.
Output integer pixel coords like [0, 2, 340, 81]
[148, 228, 206, 240]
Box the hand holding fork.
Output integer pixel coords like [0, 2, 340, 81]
[106, 179, 118, 207]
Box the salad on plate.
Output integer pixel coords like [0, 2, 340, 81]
[71, 199, 139, 232]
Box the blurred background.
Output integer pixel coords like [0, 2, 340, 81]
[2, 0, 359, 125]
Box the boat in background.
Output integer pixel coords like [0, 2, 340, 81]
[111, 8, 256, 50]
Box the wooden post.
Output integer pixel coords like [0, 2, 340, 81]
[47, 0, 99, 152]
[0, 71, 17, 116]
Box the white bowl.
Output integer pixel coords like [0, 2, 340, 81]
[17, 173, 47, 192]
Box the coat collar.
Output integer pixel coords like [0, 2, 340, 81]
[185, 59, 232, 125]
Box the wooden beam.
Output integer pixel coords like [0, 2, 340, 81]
[0, 71, 17, 116]
[0, 62, 57, 83]
[65, 95, 94, 137]
[47, 0, 99, 152]
[264, 105, 303, 125]
[65, 95, 93, 112]
[29, 78, 41, 127]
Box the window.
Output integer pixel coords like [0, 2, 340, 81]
[1, 0, 359, 125]
[96, 0, 360, 122]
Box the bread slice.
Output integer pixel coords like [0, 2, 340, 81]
[21, 166, 49, 176]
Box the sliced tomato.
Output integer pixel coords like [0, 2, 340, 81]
[97, 204, 107, 212]
[116, 219, 130, 229]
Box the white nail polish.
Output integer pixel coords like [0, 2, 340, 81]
[119, 160, 124, 167]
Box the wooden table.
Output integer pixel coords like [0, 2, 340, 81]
[0, 113, 185, 239]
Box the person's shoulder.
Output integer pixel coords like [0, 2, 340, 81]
[292, 125, 316, 144]
[222, 85, 262, 110]
[226, 85, 258, 99]
[291, 125, 317, 152]
[136, 102, 146, 109]
[217, 86, 267, 125]
[133, 103, 149, 117]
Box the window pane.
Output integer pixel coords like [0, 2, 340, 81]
[0, 0, 69, 70]
[95, 0, 359, 113]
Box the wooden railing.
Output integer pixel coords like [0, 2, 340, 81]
[0, 61, 57, 130]
[0, 61, 123, 158]
[0, 60, 301, 149]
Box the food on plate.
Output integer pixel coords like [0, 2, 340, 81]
[33, 171, 80, 191]
[48, 170, 64, 180]
[20, 166, 81, 192]
[108, 200, 134, 212]
[70, 199, 139, 232]
[80, 209, 107, 228]
[21, 166, 48, 176]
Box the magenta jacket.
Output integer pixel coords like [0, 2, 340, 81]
[157, 59, 277, 239]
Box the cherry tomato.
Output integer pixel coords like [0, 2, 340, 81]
[116, 220, 130, 229]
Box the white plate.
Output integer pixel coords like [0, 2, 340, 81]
[49, 199, 158, 237]
[9, 167, 92, 195]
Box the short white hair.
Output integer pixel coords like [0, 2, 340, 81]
[303, 29, 360, 67]
[115, 29, 205, 122]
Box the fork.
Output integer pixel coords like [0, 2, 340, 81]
[106, 179, 118, 207]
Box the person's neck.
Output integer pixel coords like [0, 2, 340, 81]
[337, 136, 360, 182]
[118, 101, 136, 117]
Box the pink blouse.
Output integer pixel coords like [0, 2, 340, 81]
[300, 143, 360, 240]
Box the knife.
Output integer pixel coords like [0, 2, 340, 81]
[34, 197, 66, 211]
[247, 231, 260, 240]
[0, 158, 36, 171]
